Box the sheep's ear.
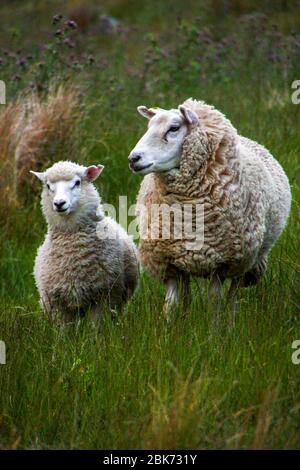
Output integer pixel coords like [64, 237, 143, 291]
[137, 105, 156, 120]
[84, 165, 104, 182]
[178, 105, 199, 126]
[30, 170, 45, 182]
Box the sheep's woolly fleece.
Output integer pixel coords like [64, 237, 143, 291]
[137, 99, 291, 284]
[34, 161, 139, 319]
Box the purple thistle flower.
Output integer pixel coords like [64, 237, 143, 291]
[17, 57, 27, 67]
[67, 20, 78, 30]
[214, 54, 222, 64]
[53, 14, 63, 25]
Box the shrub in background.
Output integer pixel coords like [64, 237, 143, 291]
[0, 85, 86, 219]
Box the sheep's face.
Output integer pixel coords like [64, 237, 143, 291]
[30, 162, 104, 222]
[42, 176, 83, 215]
[128, 105, 199, 175]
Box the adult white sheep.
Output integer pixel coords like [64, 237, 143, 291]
[129, 98, 291, 318]
[31, 161, 139, 321]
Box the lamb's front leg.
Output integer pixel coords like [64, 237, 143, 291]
[163, 278, 179, 320]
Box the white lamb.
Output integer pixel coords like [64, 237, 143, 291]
[128, 98, 291, 316]
[31, 161, 139, 321]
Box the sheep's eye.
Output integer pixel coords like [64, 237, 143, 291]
[73, 180, 81, 188]
[46, 183, 51, 190]
[168, 125, 180, 133]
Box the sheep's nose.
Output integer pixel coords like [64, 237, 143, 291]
[128, 152, 143, 164]
[54, 200, 66, 210]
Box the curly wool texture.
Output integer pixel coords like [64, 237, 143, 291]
[137, 99, 291, 283]
[34, 162, 139, 319]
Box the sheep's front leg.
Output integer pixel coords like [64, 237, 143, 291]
[90, 304, 102, 324]
[227, 277, 240, 327]
[208, 272, 224, 322]
[163, 278, 179, 320]
[181, 273, 191, 313]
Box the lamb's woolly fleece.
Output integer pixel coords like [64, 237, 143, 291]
[137, 99, 291, 284]
[34, 161, 139, 319]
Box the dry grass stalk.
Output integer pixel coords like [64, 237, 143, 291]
[0, 85, 84, 217]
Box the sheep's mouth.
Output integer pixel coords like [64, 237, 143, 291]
[130, 162, 153, 173]
[55, 207, 69, 214]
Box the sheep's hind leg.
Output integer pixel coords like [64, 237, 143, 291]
[163, 278, 179, 321]
[208, 272, 224, 325]
[227, 277, 240, 328]
[208, 273, 224, 311]
[89, 302, 112, 327]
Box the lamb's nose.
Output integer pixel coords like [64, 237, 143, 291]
[128, 152, 143, 164]
[54, 200, 66, 210]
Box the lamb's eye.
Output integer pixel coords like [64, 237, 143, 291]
[168, 125, 180, 133]
[73, 180, 81, 188]
[46, 183, 51, 190]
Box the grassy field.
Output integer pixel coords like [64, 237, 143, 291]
[0, 0, 300, 449]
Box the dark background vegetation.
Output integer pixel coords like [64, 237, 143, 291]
[0, 0, 299, 449]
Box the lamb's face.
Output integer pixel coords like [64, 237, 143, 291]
[128, 105, 199, 175]
[43, 175, 82, 215]
[30, 162, 104, 224]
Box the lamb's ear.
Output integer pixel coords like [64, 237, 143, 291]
[178, 105, 199, 126]
[137, 105, 156, 120]
[30, 170, 45, 182]
[84, 165, 104, 182]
